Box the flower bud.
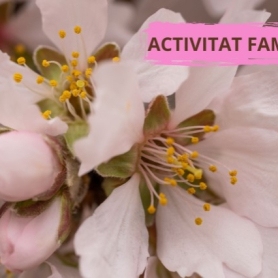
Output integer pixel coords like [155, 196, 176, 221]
[0, 193, 71, 272]
[0, 131, 62, 202]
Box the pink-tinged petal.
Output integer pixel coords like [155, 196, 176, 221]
[190, 127, 278, 227]
[74, 62, 144, 175]
[0, 51, 53, 103]
[213, 71, 278, 132]
[74, 174, 149, 278]
[224, 225, 278, 278]
[0, 78, 67, 136]
[122, 8, 188, 103]
[0, 198, 61, 271]
[5, 0, 52, 50]
[156, 186, 263, 278]
[0, 131, 61, 202]
[36, 0, 108, 70]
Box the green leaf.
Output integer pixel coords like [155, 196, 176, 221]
[96, 144, 140, 178]
[64, 121, 89, 152]
[34, 46, 67, 80]
[143, 95, 171, 136]
[176, 109, 215, 145]
[94, 43, 120, 63]
[102, 177, 127, 197]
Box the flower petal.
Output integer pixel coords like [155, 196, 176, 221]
[0, 78, 67, 136]
[190, 127, 278, 227]
[36, 0, 108, 70]
[156, 186, 263, 278]
[213, 71, 278, 132]
[74, 174, 149, 278]
[122, 8, 188, 103]
[74, 62, 144, 175]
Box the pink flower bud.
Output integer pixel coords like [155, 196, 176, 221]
[0, 131, 62, 202]
[0, 197, 65, 272]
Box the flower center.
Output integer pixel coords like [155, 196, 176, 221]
[139, 123, 237, 225]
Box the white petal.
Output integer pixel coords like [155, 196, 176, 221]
[36, 0, 108, 70]
[5, 0, 52, 50]
[74, 62, 144, 175]
[214, 71, 278, 132]
[74, 174, 149, 278]
[122, 8, 188, 103]
[156, 186, 263, 278]
[0, 78, 67, 136]
[191, 127, 278, 227]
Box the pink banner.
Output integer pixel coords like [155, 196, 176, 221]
[145, 23, 278, 65]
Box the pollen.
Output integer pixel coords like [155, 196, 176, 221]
[72, 51, 80, 58]
[164, 177, 177, 187]
[199, 182, 207, 190]
[166, 137, 175, 145]
[203, 203, 211, 211]
[167, 156, 175, 164]
[203, 125, 212, 132]
[80, 91, 87, 99]
[49, 80, 58, 87]
[13, 73, 23, 83]
[36, 76, 44, 84]
[71, 59, 78, 67]
[72, 70, 81, 77]
[229, 170, 237, 176]
[209, 165, 217, 172]
[190, 151, 199, 159]
[112, 56, 120, 62]
[61, 65, 69, 72]
[147, 205, 156, 214]
[230, 176, 238, 185]
[72, 89, 80, 97]
[212, 125, 219, 132]
[195, 217, 203, 225]
[76, 80, 85, 88]
[74, 25, 82, 34]
[17, 57, 26, 65]
[167, 147, 175, 156]
[42, 60, 50, 67]
[187, 174, 195, 183]
[159, 193, 168, 206]
[59, 90, 71, 102]
[88, 56, 96, 64]
[85, 68, 92, 77]
[175, 168, 184, 176]
[187, 187, 196, 194]
[191, 137, 199, 144]
[178, 154, 188, 162]
[59, 30, 66, 38]
[42, 110, 51, 119]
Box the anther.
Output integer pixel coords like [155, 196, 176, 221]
[42, 110, 51, 119]
[112, 57, 120, 62]
[230, 176, 237, 185]
[187, 174, 195, 183]
[178, 154, 188, 162]
[17, 57, 26, 65]
[42, 60, 50, 67]
[59, 30, 66, 38]
[195, 217, 203, 225]
[176, 168, 184, 176]
[199, 182, 207, 190]
[187, 187, 196, 194]
[72, 70, 81, 77]
[167, 156, 175, 164]
[74, 26, 82, 34]
[61, 65, 69, 72]
[36, 76, 44, 84]
[229, 170, 237, 176]
[85, 68, 92, 77]
[203, 125, 212, 132]
[14, 44, 25, 54]
[209, 165, 217, 172]
[190, 151, 199, 159]
[13, 73, 23, 83]
[159, 193, 168, 206]
[166, 137, 175, 145]
[72, 51, 80, 58]
[212, 125, 219, 132]
[72, 89, 80, 97]
[191, 137, 199, 144]
[167, 147, 175, 156]
[147, 205, 156, 214]
[203, 203, 211, 211]
[88, 56, 96, 64]
[80, 91, 87, 99]
[49, 80, 58, 87]
[71, 59, 78, 67]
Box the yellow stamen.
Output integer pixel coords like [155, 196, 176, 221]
[195, 217, 203, 225]
[17, 57, 25, 65]
[230, 176, 237, 185]
[13, 73, 23, 83]
[49, 80, 58, 87]
[71, 59, 78, 67]
[66, 76, 73, 82]
[76, 80, 85, 88]
[167, 147, 175, 156]
[72, 70, 81, 77]
[88, 56, 96, 64]
[175, 168, 184, 176]
[61, 65, 69, 72]
[112, 56, 120, 62]
[178, 154, 188, 162]
[36, 76, 44, 84]
[14, 44, 25, 54]
[209, 165, 217, 172]
[159, 193, 168, 206]
[59, 90, 71, 102]
[187, 187, 196, 194]
[85, 68, 92, 77]
[72, 89, 80, 97]
[212, 125, 219, 132]
[229, 170, 237, 177]
[190, 151, 199, 159]
[203, 203, 211, 211]
[166, 137, 175, 145]
[42, 60, 50, 67]
[181, 162, 188, 169]
[80, 91, 87, 99]
[167, 156, 175, 164]
[187, 174, 195, 183]
[72, 51, 79, 58]
[191, 137, 199, 144]
[199, 182, 207, 190]
[147, 205, 156, 214]
[203, 125, 212, 132]
[74, 26, 82, 34]
[164, 177, 177, 187]
[42, 110, 51, 119]
[59, 30, 66, 38]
